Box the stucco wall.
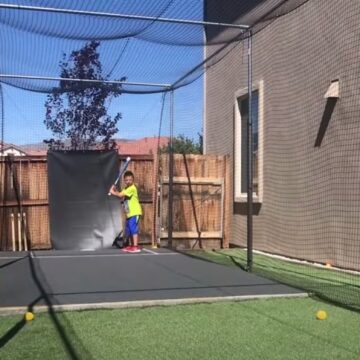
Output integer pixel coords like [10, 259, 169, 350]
[205, 0, 360, 269]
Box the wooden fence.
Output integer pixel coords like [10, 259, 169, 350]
[0, 153, 230, 250]
[159, 154, 231, 249]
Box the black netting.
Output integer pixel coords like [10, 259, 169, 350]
[205, 0, 360, 311]
[0, 0, 312, 93]
[0, 0, 359, 311]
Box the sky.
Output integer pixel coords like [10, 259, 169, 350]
[0, 0, 205, 146]
[2, 76, 203, 145]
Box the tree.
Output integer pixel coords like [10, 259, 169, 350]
[44, 41, 125, 150]
[161, 133, 203, 154]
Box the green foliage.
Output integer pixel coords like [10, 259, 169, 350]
[161, 133, 203, 154]
[44, 41, 126, 150]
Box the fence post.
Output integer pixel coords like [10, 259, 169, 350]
[223, 155, 232, 248]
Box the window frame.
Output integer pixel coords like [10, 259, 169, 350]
[234, 80, 264, 203]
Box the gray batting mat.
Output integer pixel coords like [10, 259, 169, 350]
[0, 249, 306, 308]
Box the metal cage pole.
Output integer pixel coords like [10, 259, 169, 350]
[0, 3, 249, 30]
[247, 30, 253, 272]
[0, 74, 171, 89]
[168, 89, 174, 248]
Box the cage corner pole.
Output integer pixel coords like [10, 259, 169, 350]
[247, 30, 253, 272]
[168, 89, 174, 248]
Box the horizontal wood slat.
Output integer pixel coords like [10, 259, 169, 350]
[160, 231, 223, 239]
[162, 177, 223, 185]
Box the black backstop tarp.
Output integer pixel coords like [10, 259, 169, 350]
[47, 151, 122, 250]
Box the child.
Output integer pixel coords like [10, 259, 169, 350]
[110, 170, 142, 253]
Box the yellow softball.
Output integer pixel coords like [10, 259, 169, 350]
[24, 312, 35, 321]
[316, 310, 327, 320]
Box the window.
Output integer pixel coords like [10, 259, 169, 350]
[234, 81, 263, 202]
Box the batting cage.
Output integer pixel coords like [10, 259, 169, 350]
[0, 0, 359, 312]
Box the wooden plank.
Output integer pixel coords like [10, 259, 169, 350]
[0, 162, 4, 202]
[167, 239, 222, 250]
[162, 177, 223, 185]
[27, 206, 51, 249]
[119, 154, 153, 161]
[151, 152, 159, 248]
[0, 156, 47, 163]
[0, 200, 49, 207]
[138, 203, 152, 244]
[39, 162, 49, 200]
[160, 231, 222, 239]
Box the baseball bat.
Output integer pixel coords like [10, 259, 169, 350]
[108, 156, 131, 195]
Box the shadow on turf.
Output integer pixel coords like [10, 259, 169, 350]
[240, 297, 360, 357]
[172, 249, 360, 312]
[26, 253, 95, 360]
[180, 248, 360, 313]
[0, 318, 26, 348]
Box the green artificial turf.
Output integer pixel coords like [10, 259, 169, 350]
[1, 297, 359, 360]
[186, 249, 360, 310]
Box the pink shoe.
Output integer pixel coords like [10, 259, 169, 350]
[127, 246, 141, 253]
[122, 246, 133, 252]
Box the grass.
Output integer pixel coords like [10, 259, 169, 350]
[1, 297, 360, 360]
[186, 249, 360, 311]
